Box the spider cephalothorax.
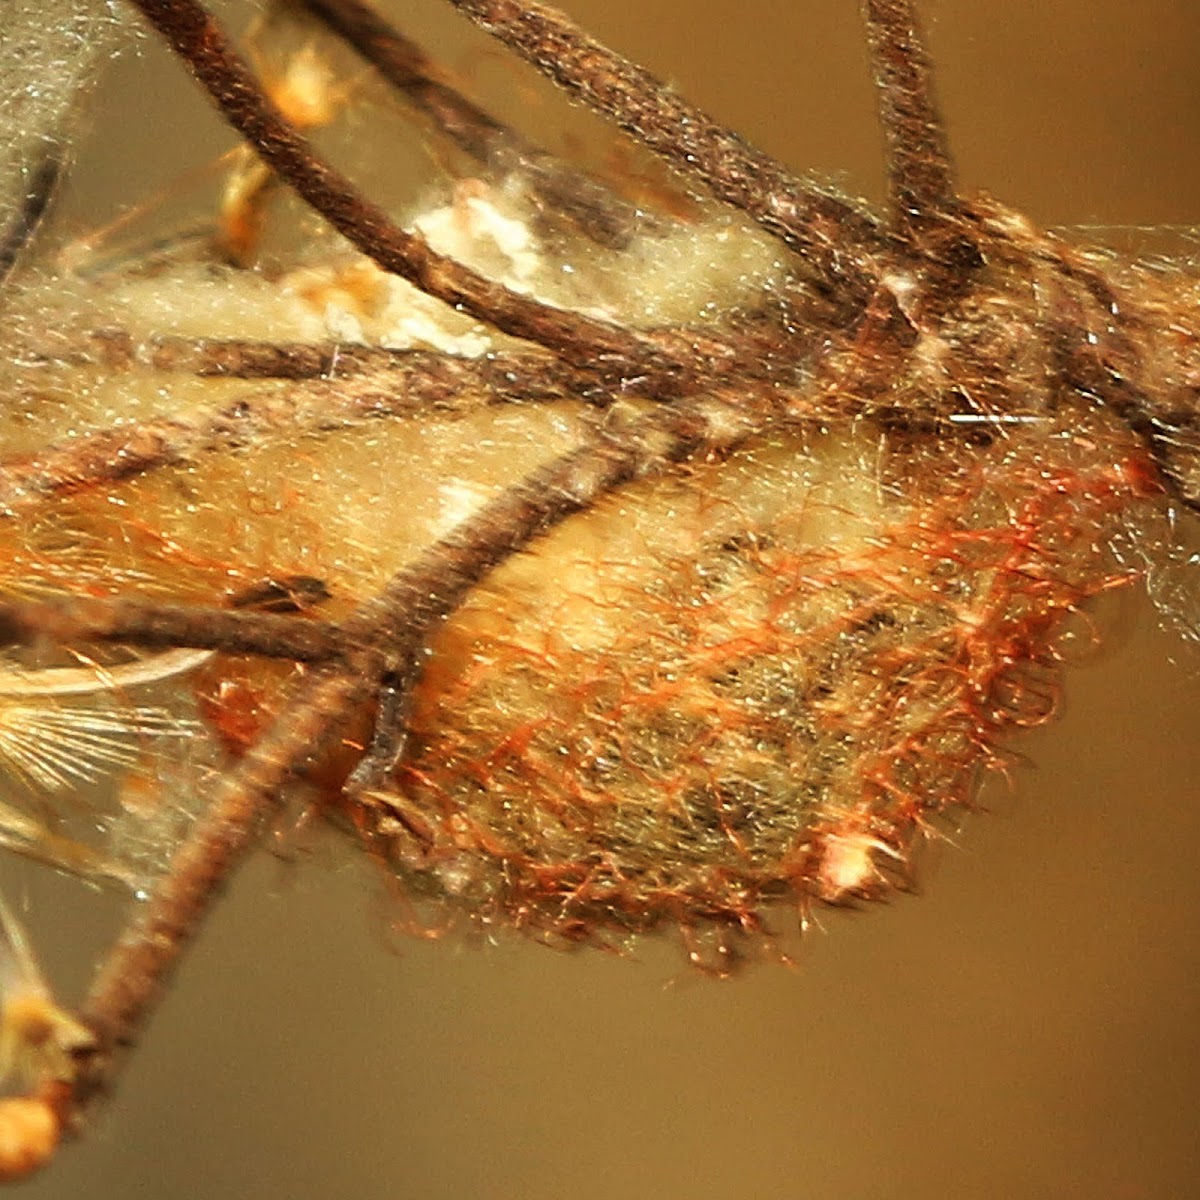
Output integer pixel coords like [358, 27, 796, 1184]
[0, 0, 1195, 1177]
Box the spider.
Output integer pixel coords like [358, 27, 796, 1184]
[0, 0, 1197, 1184]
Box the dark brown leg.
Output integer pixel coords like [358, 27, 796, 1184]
[0, 347, 590, 511]
[59, 388, 774, 1128]
[442, 0, 884, 297]
[125, 0, 669, 372]
[0, 596, 346, 664]
[297, 0, 647, 248]
[860, 0, 960, 245]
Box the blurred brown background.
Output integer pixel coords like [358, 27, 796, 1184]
[11, 1, 1200, 1197]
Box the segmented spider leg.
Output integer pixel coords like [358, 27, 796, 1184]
[126, 0, 694, 381]
[68, 659, 373, 1110]
[0, 349, 588, 512]
[55, 389, 774, 1133]
[443, 0, 885, 300]
[337, 388, 790, 801]
[296, 0, 648, 248]
[0, 596, 347, 665]
[348, 394, 773, 645]
[63, 335, 582, 382]
[860, 0, 962, 248]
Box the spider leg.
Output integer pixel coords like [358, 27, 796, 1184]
[0, 348, 588, 511]
[860, 0, 966, 253]
[126, 0, 691, 379]
[69, 658, 373, 1108]
[442, 0, 885, 299]
[49, 388, 774, 1137]
[0, 596, 347, 665]
[296, 0, 650, 249]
